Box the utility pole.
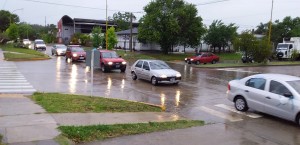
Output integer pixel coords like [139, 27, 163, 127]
[268, 0, 274, 44]
[129, 13, 133, 52]
[45, 16, 47, 27]
[105, 0, 108, 50]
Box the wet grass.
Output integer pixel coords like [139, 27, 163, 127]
[31, 92, 162, 113]
[193, 61, 300, 68]
[0, 134, 4, 145]
[1, 45, 49, 61]
[59, 120, 204, 143]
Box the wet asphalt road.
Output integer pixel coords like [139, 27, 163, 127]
[15, 46, 300, 144]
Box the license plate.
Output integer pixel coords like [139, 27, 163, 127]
[116, 65, 120, 68]
[170, 78, 175, 82]
[79, 57, 84, 59]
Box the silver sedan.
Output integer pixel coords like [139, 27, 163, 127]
[131, 59, 181, 85]
[51, 44, 67, 56]
[227, 73, 300, 125]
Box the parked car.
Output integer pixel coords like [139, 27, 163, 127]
[51, 44, 67, 56]
[99, 50, 127, 72]
[184, 52, 219, 65]
[131, 59, 181, 85]
[241, 54, 254, 63]
[22, 39, 31, 48]
[65, 45, 86, 62]
[227, 73, 300, 125]
[34, 39, 46, 50]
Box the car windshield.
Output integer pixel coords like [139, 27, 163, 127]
[277, 44, 288, 50]
[149, 61, 170, 70]
[287, 80, 300, 94]
[35, 41, 44, 44]
[72, 47, 84, 52]
[102, 52, 119, 58]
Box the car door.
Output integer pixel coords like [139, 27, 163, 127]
[264, 80, 295, 120]
[244, 78, 267, 112]
[201, 54, 209, 63]
[134, 60, 144, 79]
[141, 61, 151, 81]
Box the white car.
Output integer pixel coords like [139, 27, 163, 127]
[227, 73, 300, 125]
[131, 59, 181, 85]
[34, 39, 46, 51]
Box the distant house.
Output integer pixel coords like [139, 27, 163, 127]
[57, 15, 139, 45]
[115, 28, 160, 51]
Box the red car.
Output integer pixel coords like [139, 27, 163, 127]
[99, 50, 127, 72]
[65, 45, 86, 62]
[185, 52, 219, 65]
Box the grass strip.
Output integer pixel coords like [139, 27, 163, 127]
[193, 61, 300, 68]
[59, 120, 204, 143]
[1, 45, 49, 61]
[31, 92, 161, 113]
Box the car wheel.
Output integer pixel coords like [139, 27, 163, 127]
[120, 68, 126, 73]
[196, 61, 200, 65]
[296, 114, 300, 126]
[174, 82, 179, 85]
[65, 56, 68, 61]
[101, 65, 107, 73]
[51, 52, 54, 55]
[131, 72, 137, 80]
[151, 76, 158, 86]
[212, 60, 216, 64]
[234, 96, 248, 112]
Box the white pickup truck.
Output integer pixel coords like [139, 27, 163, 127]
[276, 37, 300, 59]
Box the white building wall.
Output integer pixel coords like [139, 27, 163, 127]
[62, 26, 74, 44]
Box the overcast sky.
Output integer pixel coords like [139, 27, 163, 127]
[1, 0, 300, 31]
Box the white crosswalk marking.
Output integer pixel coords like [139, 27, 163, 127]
[199, 106, 243, 122]
[215, 104, 263, 118]
[0, 63, 36, 94]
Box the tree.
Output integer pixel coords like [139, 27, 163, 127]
[252, 38, 272, 63]
[5, 23, 19, 42]
[204, 20, 238, 53]
[107, 27, 118, 50]
[0, 10, 19, 32]
[177, 3, 206, 53]
[18, 23, 33, 39]
[91, 27, 103, 48]
[111, 12, 136, 31]
[138, 0, 205, 54]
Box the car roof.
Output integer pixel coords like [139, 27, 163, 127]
[137, 59, 164, 62]
[251, 73, 300, 82]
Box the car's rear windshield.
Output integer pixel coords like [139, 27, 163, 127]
[35, 41, 44, 44]
[287, 80, 300, 94]
[72, 47, 84, 52]
[149, 61, 170, 70]
[102, 52, 119, 58]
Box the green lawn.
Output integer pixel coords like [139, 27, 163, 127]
[1, 45, 49, 61]
[59, 120, 204, 143]
[31, 92, 161, 113]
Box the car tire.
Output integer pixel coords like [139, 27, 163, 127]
[174, 82, 179, 85]
[212, 60, 216, 64]
[120, 68, 126, 73]
[196, 61, 200, 65]
[131, 72, 137, 80]
[65, 56, 68, 61]
[234, 96, 248, 112]
[296, 113, 300, 126]
[151, 76, 158, 86]
[101, 64, 107, 73]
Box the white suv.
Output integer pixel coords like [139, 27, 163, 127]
[34, 39, 46, 51]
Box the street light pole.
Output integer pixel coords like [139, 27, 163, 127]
[10, 8, 23, 24]
[268, 0, 274, 44]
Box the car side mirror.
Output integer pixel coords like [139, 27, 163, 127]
[119, 55, 122, 58]
[283, 92, 293, 98]
[289, 45, 293, 49]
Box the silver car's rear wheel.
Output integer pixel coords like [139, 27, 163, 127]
[151, 77, 158, 86]
[234, 96, 248, 112]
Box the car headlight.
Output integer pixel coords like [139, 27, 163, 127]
[122, 61, 127, 65]
[160, 75, 167, 78]
[108, 62, 113, 65]
[72, 54, 78, 57]
[185, 58, 187, 60]
[190, 59, 194, 61]
[176, 73, 181, 77]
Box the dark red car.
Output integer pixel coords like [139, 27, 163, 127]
[185, 52, 219, 65]
[65, 45, 86, 62]
[99, 50, 127, 72]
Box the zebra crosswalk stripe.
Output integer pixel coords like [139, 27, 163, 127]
[199, 106, 243, 122]
[215, 104, 263, 118]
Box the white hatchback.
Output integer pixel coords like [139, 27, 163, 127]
[227, 73, 300, 125]
[131, 59, 181, 85]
